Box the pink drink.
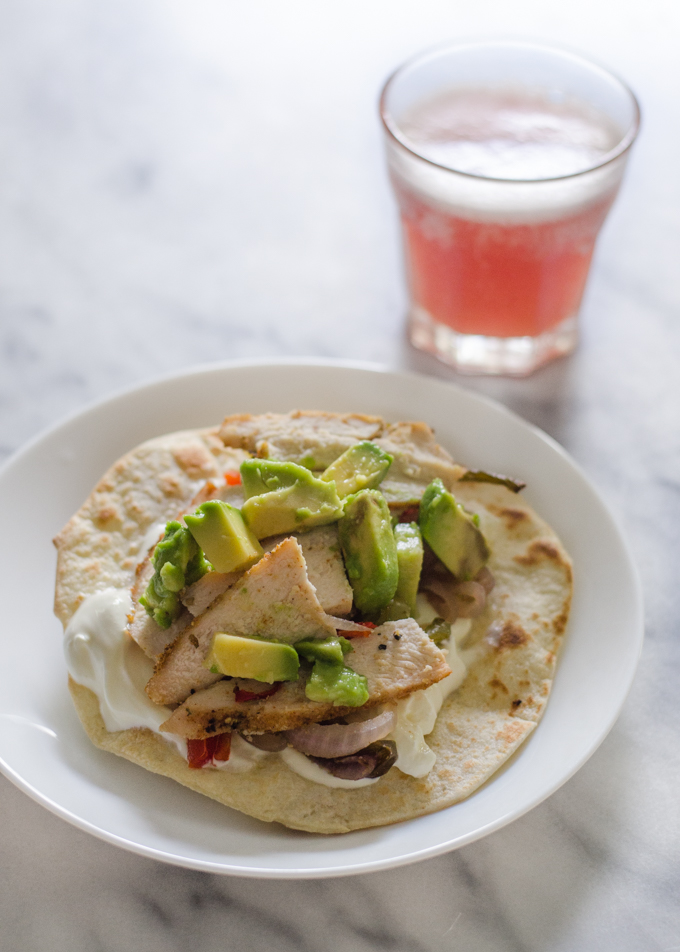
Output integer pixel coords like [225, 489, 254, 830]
[395, 90, 620, 339]
[380, 43, 639, 374]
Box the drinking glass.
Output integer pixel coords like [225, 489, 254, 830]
[380, 41, 640, 375]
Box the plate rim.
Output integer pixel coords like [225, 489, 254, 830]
[0, 357, 644, 878]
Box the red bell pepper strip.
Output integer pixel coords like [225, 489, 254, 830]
[234, 683, 282, 703]
[187, 737, 215, 769]
[187, 733, 232, 768]
[339, 621, 376, 639]
[213, 733, 232, 762]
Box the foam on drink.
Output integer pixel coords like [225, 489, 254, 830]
[398, 88, 621, 181]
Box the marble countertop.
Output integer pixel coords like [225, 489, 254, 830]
[1, 1, 679, 949]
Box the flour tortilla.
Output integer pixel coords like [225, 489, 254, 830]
[55, 414, 572, 834]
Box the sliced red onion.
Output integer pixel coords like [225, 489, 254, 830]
[422, 578, 459, 622]
[310, 740, 398, 780]
[310, 752, 375, 781]
[424, 577, 487, 621]
[451, 581, 487, 618]
[285, 709, 396, 759]
[475, 566, 496, 595]
[242, 732, 288, 752]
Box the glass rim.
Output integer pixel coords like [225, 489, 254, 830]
[379, 39, 641, 184]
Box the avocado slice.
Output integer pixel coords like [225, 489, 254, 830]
[393, 521, 424, 613]
[296, 635, 368, 707]
[139, 521, 209, 628]
[419, 479, 490, 580]
[295, 636, 352, 665]
[305, 660, 369, 707]
[240, 459, 303, 498]
[184, 501, 263, 574]
[376, 599, 412, 624]
[239, 460, 344, 538]
[320, 441, 393, 497]
[205, 633, 299, 683]
[338, 489, 398, 616]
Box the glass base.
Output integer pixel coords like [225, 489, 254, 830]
[409, 307, 578, 376]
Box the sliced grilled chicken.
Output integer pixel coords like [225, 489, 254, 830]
[181, 524, 354, 620]
[146, 538, 337, 706]
[263, 525, 352, 616]
[181, 570, 242, 617]
[160, 618, 451, 738]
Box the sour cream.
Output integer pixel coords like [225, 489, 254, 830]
[389, 621, 470, 778]
[63, 589, 186, 755]
[211, 733, 272, 772]
[280, 747, 379, 788]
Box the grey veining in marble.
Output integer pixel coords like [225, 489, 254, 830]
[1, 1, 679, 950]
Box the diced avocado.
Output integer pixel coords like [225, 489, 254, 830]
[239, 460, 344, 538]
[184, 501, 263, 574]
[320, 441, 393, 497]
[295, 636, 352, 665]
[419, 479, 490, 580]
[305, 660, 369, 707]
[139, 521, 209, 628]
[205, 633, 299, 683]
[393, 521, 423, 613]
[338, 490, 398, 616]
[240, 459, 304, 498]
[380, 480, 426, 506]
[376, 598, 412, 624]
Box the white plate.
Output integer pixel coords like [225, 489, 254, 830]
[0, 359, 643, 878]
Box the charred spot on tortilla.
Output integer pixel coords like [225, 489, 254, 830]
[501, 625, 530, 649]
[55, 409, 572, 834]
[489, 505, 530, 530]
[172, 441, 218, 479]
[489, 678, 509, 694]
[514, 539, 565, 566]
[93, 503, 121, 528]
[487, 620, 530, 650]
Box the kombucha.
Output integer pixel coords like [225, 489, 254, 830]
[392, 89, 622, 343]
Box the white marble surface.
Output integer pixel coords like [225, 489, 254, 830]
[1, 1, 679, 949]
